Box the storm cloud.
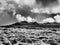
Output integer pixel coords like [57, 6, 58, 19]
[36, 0, 58, 7]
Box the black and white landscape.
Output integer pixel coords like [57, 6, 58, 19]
[0, 0, 60, 45]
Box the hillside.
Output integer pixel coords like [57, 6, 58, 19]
[0, 21, 60, 28]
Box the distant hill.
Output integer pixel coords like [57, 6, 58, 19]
[0, 21, 60, 28]
[0, 21, 39, 28]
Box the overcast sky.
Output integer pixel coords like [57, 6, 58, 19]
[0, 0, 60, 26]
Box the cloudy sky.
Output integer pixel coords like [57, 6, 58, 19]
[14, 0, 60, 23]
[0, 0, 60, 26]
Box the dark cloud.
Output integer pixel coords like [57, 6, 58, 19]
[36, 0, 58, 7]
[49, 13, 57, 18]
[15, 6, 37, 18]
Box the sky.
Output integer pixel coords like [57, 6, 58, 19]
[0, 0, 60, 26]
[14, 0, 60, 23]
